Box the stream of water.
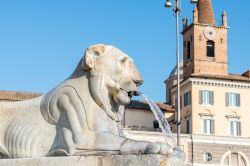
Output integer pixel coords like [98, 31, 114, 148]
[140, 94, 182, 158]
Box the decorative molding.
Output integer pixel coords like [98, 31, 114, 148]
[171, 78, 191, 93]
[225, 115, 241, 119]
[124, 129, 250, 146]
[199, 113, 215, 117]
[171, 76, 250, 94]
[190, 78, 250, 89]
[191, 137, 250, 146]
[181, 23, 229, 35]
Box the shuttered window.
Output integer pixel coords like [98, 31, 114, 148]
[230, 119, 241, 136]
[186, 118, 191, 134]
[226, 93, 240, 107]
[199, 90, 214, 105]
[203, 116, 215, 134]
[184, 91, 191, 107]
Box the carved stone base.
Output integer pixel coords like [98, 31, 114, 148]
[0, 154, 185, 166]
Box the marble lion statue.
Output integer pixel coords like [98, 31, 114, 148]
[0, 44, 173, 158]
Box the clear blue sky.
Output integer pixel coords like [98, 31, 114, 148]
[0, 0, 249, 102]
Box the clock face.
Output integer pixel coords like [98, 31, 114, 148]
[204, 26, 217, 40]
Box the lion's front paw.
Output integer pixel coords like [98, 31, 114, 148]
[120, 139, 173, 155]
[145, 142, 173, 155]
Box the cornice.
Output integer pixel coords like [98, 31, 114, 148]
[181, 23, 229, 34]
[190, 77, 250, 89]
[171, 77, 250, 93]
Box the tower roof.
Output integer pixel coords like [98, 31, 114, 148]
[197, 0, 215, 25]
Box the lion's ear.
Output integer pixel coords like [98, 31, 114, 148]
[83, 44, 106, 70]
[84, 50, 96, 70]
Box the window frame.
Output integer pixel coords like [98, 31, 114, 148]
[222, 152, 247, 166]
[206, 40, 215, 58]
[184, 91, 191, 107]
[186, 117, 191, 134]
[226, 92, 241, 108]
[229, 118, 241, 136]
[202, 115, 215, 135]
[199, 90, 214, 106]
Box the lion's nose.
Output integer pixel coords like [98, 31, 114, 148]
[130, 62, 143, 87]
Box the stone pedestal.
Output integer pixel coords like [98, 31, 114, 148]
[0, 154, 185, 166]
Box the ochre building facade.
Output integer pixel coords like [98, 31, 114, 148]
[165, 0, 250, 165]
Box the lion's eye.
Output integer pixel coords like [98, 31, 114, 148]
[119, 56, 127, 64]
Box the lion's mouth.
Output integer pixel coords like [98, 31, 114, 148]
[120, 88, 141, 97]
[128, 91, 141, 97]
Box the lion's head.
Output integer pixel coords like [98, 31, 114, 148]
[71, 44, 143, 121]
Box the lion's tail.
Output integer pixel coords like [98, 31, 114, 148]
[0, 103, 10, 158]
[0, 143, 9, 158]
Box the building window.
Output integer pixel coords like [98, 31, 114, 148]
[187, 41, 191, 61]
[207, 41, 215, 57]
[186, 118, 191, 134]
[230, 118, 241, 136]
[153, 120, 159, 129]
[202, 116, 215, 134]
[203, 153, 212, 162]
[226, 93, 240, 107]
[223, 152, 247, 166]
[184, 91, 191, 107]
[199, 90, 214, 105]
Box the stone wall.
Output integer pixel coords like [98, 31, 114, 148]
[188, 142, 250, 165]
[124, 130, 250, 165]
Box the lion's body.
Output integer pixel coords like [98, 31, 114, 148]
[0, 97, 56, 158]
[0, 76, 125, 158]
[0, 44, 175, 159]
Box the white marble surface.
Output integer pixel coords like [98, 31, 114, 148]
[0, 44, 174, 158]
[0, 154, 184, 166]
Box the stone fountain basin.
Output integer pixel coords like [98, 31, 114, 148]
[0, 154, 185, 166]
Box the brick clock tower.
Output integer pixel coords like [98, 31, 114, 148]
[182, 0, 228, 79]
